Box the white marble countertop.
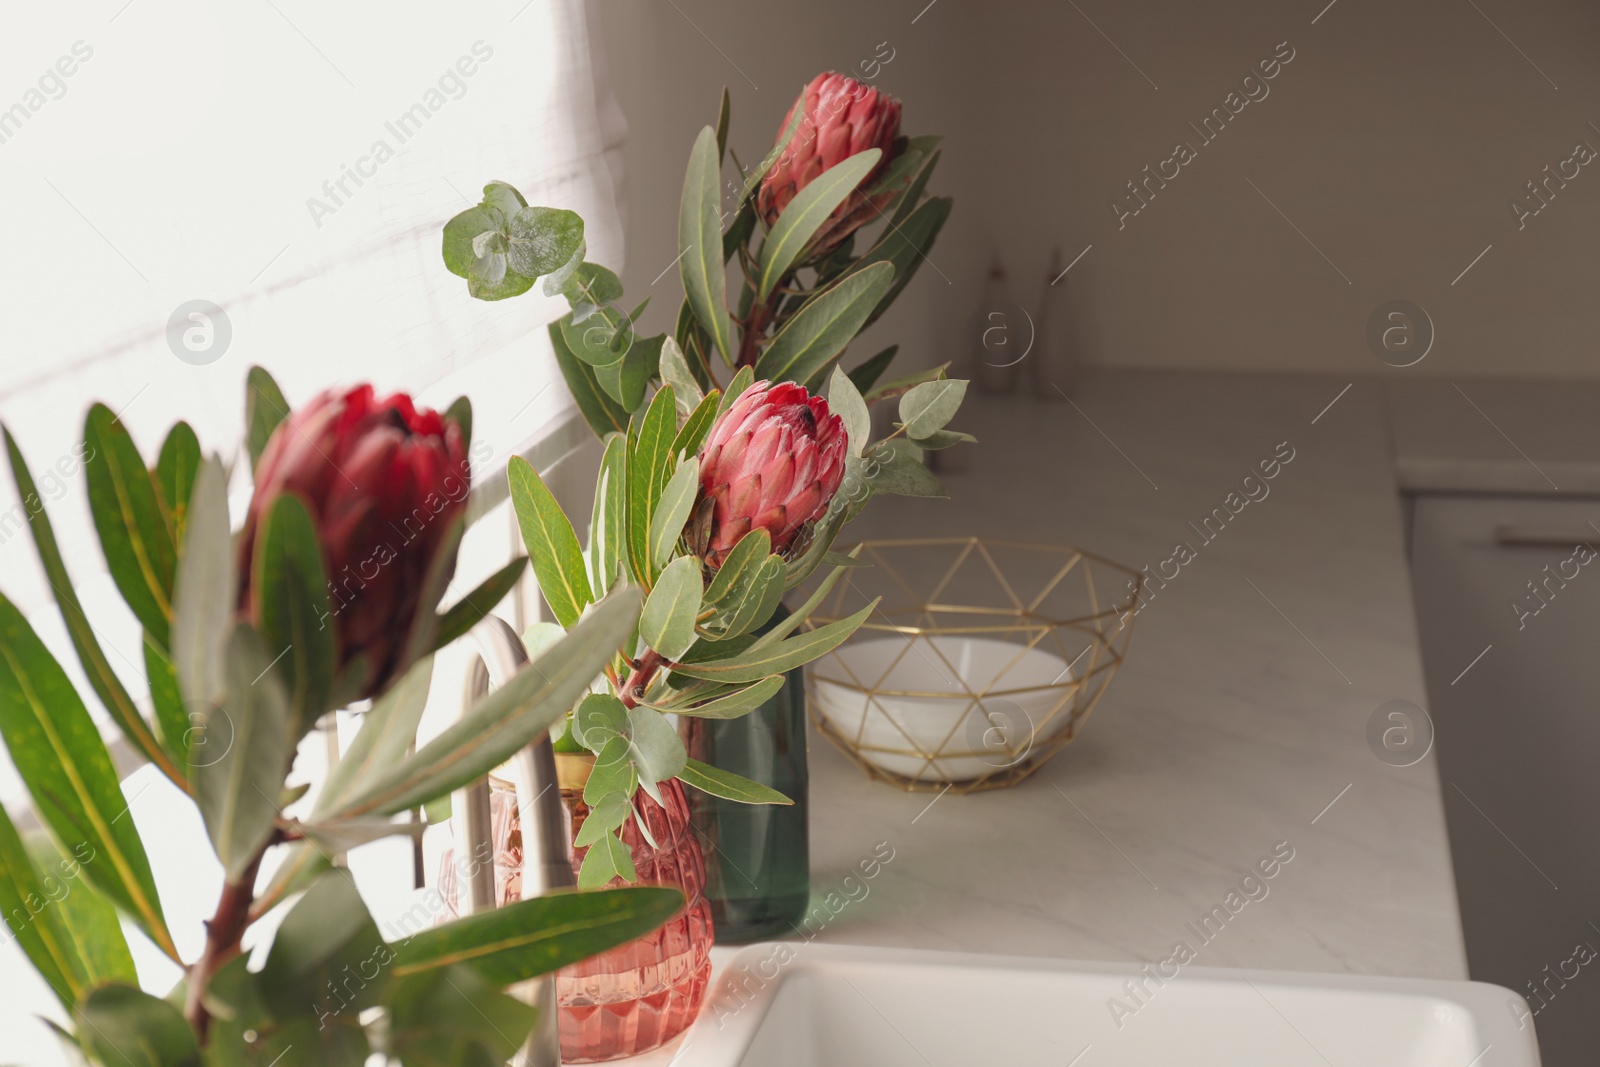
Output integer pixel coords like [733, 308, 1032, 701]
[798, 369, 1470, 981]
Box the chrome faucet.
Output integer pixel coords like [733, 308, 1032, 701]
[453, 615, 575, 1067]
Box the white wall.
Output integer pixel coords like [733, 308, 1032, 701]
[600, 0, 1600, 380]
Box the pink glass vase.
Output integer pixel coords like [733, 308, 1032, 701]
[437, 770, 714, 1062]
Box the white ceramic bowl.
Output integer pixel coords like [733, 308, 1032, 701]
[809, 635, 1074, 783]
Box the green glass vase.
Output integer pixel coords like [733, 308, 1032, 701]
[679, 604, 810, 943]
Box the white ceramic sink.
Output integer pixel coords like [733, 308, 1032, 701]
[650, 944, 1539, 1066]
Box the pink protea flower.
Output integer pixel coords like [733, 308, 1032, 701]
[757, 72, 903, 257]
[239, 384, 470, 699]
[695, 380, 848, 569]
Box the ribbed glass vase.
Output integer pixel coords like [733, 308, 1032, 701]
[680, 604, 811, 943]
[436, 765, 713, 1062]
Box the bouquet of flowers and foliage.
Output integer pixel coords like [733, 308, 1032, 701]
[441, 72, 972, 882]
[0, 373, 677, 1064]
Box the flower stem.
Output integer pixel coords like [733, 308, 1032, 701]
[184, 838, 274, 1040]
[618, 648, 666, 709]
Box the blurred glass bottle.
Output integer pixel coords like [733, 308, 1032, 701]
[1033, 245, 1079, 400]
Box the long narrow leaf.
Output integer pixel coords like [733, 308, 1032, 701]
[2, 427, 178, 784]
[83, 403, 176, 648]
[671, 676, 784, 719]
[626, 387, 677, 587]
[245, 365, 291, 473]
[679, 127, 733, 363]
[0, 802, 86, 1009]
[677, 759, 792, 804]
[391, 885, 683, 985]
[550, 321, 630, 438]
[335, 586, 640, 817]
[24, 834, 136, 992]
[252, 493, 336, 733]
[434, 557, 528, 651]
[314, 657, 433, 817]
[755, 149, 881, 300]
[753, 263, 896, 385]
[648, 459, 699, 573]
[588, 434, 627, 598]
[153, 421, 200, 548]
[668, 601, 876, 683]
[171, 458, 235, 715]
[509, 457, 592, 629]
[0, 593, 175, 959]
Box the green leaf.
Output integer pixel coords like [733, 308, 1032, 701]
[671, 390, 721, 464]
[628, 706, 686, 789]
[679, 126, 733, 364]
[888, 138, 943, 227]
[677, 758, 792, 805]
[717, 555, 784, 641]
[153, 421, 200, 548]
[509, 456, 593, 629]
[756, 148, 881, 300]
[25, 833, 136, 992]
[753, 262, 896, 385]
[648, 459, 699, 573]
[442, 204, 506, 279]
[196, 625, 291, 879]
[251, 844, 330, 924]
[381, 964, 537, 1066]
[670, 601, 876, 683]
[433, 557, 528, 652]
[251, 493, 336, 732]
[583, 735, 638, 808]
[868, 439, 948, 498]
[77, 984, 200, 1067]
[565, 261, 626, 314]
[907, 427, 978, 450]
[640, 557, 702, 662]
[245, 366, 290, 474]
[83, 403, 177, 649]
[577, 829, 636, 888]
[260, 871, 388, 1021]
[506, 205, 585, 278]
[865, 362, 950, 405]
[561, 311, 628, 370]
[171, 458, 234, 716]
[295, 817, 423, 854]
[821, 550, 871, 568]
[626, 387, 678, 586]
[674, 299, 719, 388]
[855, 196, 952, 328]
[337, 586, 640, 817]
[0, 592, 174, 959]
[550, 321, 630, 438]
[658, 337, 704, 413]
[722, 200, 756, 262]
[899, 378, 968, 440]
[827, 366, 871, 458]
[0, 802, 87, 1008]
[443, 395, 472, 451]
[392, 885, 682, 984]
[714, 86, 731, 160]
[670, 676, 784, 719]
[588, 433, 627, 599]
[2, 427, 175, 783]
[737, 96, 806, 208]
[573, 792, 629, 848]
[480, 180, 528, 218]
[757, 551, 860, 650]
[315, 657, 433, 817]
[848, 345, 899, 395]
[542, 237, 588, 297]
[572, 692, 630, 754]
[702, 528, 771, 610]
[595, 333, 662, 412]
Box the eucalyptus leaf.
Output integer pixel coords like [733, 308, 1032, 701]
[572, 791, 629, 848]
[577, 830, 636, 888]
[506, 205, 585, 278]
[572, 692, 630, 754]
[627, 706, 687, 787]
[868, 439, 947, 498]
[907, 427, 978, 450]
[864, 362, 951, 405]
[827, 366, 871, 458]
[550, 321, 630, 438]
[899, 378, 968, 440]
[583, 736, 638, 808]
[77, 984, 200, 1067]
[259, 871, 389, 1020]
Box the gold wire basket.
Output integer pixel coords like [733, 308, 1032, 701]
[803, 537, 1141, 793]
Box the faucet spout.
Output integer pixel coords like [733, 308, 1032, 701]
[453, 615, 575, 1067]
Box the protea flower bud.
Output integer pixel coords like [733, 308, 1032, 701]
[239, 384, 469, 699]
[757, 72, 903, 256]
[694, 380, 847, 569]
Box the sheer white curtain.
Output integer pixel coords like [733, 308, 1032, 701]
[0, 0, 625, 614]
[0, 1, 623, 1056]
